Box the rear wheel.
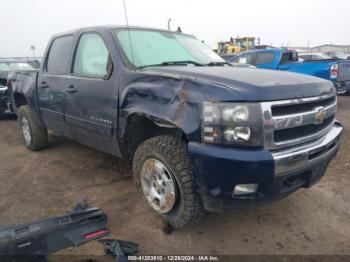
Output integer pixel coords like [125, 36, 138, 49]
[133, 135, 203, 229]
[18, 105, 48, 151]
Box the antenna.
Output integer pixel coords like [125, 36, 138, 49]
[167, 18, 172, 30]
[122, 0, 135, 68]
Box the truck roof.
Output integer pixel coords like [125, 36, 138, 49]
[52, 25, 193, 38]
[236, 48, 296, 56]
[0, 58, 23, 63]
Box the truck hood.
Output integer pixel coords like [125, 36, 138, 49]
[144, 66, 335, 101]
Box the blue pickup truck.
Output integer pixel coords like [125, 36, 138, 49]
[228, 48, 350, 95]
[12, 26, 342, 229]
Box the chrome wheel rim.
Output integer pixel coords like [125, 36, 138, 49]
[21, 117, 31, 146]
[140, 159, 176, 214]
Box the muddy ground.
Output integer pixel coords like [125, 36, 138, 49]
[0, 97, 349, 257]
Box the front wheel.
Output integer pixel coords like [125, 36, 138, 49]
[18, 105, 48, 151]
[133, 135, 203, 229]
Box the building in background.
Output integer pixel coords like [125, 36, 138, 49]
[311, 44, 350, 53]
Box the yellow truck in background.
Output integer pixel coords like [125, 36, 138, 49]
[218, 37, 257, 54]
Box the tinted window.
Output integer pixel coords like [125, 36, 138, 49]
[255, 52, 275, 65]
[281, 52, 298, 63]
[46, 35, 74, 74]
[227, 56, 238, 63]
[73, 33, 110, 78]
[233, 54, 253, 64]
[221, 55, 235, 62]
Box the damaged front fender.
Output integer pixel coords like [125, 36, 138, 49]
[119, 72, 243, 142]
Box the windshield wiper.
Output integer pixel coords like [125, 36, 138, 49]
[139, 60, 232, 68]
[139, 60, 204, 68]
[205, 61, 232, 66]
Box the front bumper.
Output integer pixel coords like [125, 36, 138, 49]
[188, 123, 343, 212]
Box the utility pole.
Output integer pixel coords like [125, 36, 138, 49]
[30, 45, 36, 57]
[167, 18, 172, 30]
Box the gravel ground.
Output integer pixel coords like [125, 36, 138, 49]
[0, 96, 349, 257]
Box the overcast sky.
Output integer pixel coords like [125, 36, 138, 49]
[1, 0, 349, 57]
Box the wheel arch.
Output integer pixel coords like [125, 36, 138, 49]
[121, 113, 187, 161]
[13, 92, 28, 108]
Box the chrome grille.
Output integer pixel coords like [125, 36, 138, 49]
[261, 93, 337, 150]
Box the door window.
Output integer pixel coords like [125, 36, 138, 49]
[46, 35, 74, 74]
[255, 52, 275, 65]
[281, 52, 299, 63]
[235, 54, 253, 65]
[73, 33, 110, 78]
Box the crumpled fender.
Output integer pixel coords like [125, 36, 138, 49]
[13, 70, 45, 125]
[13, 71, 38, 109]
[119, 73, 242, 142]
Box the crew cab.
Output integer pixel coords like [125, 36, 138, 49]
[229, 48, 350, 95]
[12, 26, 343, 228]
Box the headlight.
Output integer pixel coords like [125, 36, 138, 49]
[222, 106, 249, 122]
[202, 102, 263, 146]
[224, 126, 251, 142]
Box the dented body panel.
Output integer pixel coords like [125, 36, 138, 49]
[118, 70, 242, 143]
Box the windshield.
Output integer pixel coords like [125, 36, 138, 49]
[113, 29, 224, 68]
[0, 62, 34, 71]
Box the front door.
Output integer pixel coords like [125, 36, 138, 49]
[64, 32, 119, 156]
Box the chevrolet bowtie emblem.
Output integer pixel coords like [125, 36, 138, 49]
[314, 106, 326, 125]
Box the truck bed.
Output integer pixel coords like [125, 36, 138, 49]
[279, 59, 338, 80]
[279, 59, 350, 83]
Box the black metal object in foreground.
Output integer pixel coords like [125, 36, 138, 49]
[99, 239, 138, 262]
[0, 200, 109, 262]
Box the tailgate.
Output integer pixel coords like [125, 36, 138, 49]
[337, 60, 350, 82]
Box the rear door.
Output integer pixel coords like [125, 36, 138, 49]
[64, 32, 120, 156]
[37, 35, 75, 135]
